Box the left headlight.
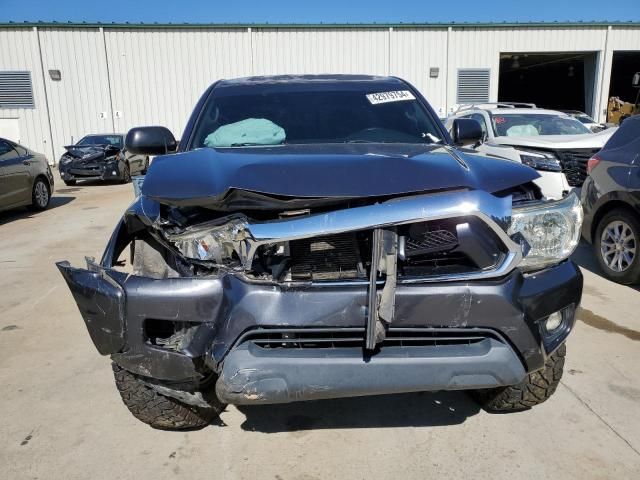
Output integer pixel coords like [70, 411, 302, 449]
[517, 149, 562, 172]
[508, 192, 583, 271]
[163, 215, 249, 265]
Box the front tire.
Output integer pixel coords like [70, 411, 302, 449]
[121, 163, 131, 184]
[112, 363, 224, 430]
[594, 208, 640, 284]
[30, 177, 50, 211]
[472, 344, 566, 412]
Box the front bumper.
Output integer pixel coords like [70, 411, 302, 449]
[59, 160, 124, 182]
[57, 257, 582, 400]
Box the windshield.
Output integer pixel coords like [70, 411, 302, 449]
[190, 88, 444, 148]
[491, 114, 592, 136]
[77, 135, 123, 147]
[575, 115, 597, 125]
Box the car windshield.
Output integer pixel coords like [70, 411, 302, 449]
[190, 87, 444, 148]
[77, 135, 123, 147]
[574, 114, 597, 124]
[491, 114, 592, 136]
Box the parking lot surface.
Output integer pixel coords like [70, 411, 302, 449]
[1, 181, 640, 480]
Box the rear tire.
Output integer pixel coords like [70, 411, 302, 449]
[472, 344, 566, 412]
[29, 177, 50, 211]
[63, 179, 76, 186]
[112, 363, 224, 430]
[594, 208, 640, 284]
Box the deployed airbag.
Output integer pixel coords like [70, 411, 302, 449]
[204, 118, 286, 147]
[506, 124, 539, 136]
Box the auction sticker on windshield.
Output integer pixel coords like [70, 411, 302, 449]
[366, 90, 416, 105]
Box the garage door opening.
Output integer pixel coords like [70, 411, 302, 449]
[498, 52, 599, 116]
[608, 51, 640, 104]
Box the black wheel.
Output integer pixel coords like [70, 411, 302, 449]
[63, 179, 76, 186]
[112, 363, 225, 430]
[141, 156, 150, 175]
[594, 208, 640, 284]
[29, 177, 50, 211]
[471, 344, 565, 412]
[121, 163, 131, 183]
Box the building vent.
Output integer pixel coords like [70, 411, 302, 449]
[456, 69, 490, 104]
[0, 71, 35, 109]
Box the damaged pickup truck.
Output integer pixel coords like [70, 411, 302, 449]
[57, 75, 584, 430]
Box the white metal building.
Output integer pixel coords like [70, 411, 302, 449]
[1, 21, 639, 164]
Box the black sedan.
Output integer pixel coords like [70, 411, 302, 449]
[581, 116, 640, 284]
[58, 134, 148, 186]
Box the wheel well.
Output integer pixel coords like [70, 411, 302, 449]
[591, 200, 639, 241]
[33, 174, 51, 193]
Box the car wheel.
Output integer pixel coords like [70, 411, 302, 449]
[471, 344, 565, 412]
[121, 163, 131, 183]
[595, 208, 640, 284]
[30, 177, 51, 211]
[63, 179, 76, 186]
[112, 363, 225, 430]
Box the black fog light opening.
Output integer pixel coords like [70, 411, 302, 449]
[144, 319, 201, 351]
[541, 303, 576, 353]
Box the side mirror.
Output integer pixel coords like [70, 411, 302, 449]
[451, 118, 483, 147]
[125, 126, 177, 155]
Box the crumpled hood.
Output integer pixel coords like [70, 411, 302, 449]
[62, 144, 120, 162]
[493, 127, 616, 150]
[141, 143, 540, 209]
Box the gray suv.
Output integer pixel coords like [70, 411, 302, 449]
[0, 138, 54, 213]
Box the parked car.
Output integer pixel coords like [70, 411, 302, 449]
[581, 116, 640, 284]
[58, 75, 583, 430]
[560, 110, 607, 132]
[445, 103, 615, 198]
[0, 137, 54, 213]
[58, 133, 149, 186]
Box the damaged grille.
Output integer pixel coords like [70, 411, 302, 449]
[556, 149, 599, 187]
[238, 327, 502, 349]
[255, 217, 504, 283]
[289, 233, 365, 281]
[405, 228, 457, 255]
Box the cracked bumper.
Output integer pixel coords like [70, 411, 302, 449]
[57, 258, 583, 387]
[59, 162, 124, 182]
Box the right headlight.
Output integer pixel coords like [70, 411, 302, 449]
[508, 192, 583, 271]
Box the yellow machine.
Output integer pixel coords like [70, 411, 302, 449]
[607, 72, 640, 125]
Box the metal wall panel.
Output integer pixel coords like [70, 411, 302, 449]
[447, 27, 610, 115]
[0, 28, 53, 161]
[104, 28, 252, 139]
[251, 28, 389, 76]
[390, 28, 448, 116]
[38, 28, 114, 160]
[1, 24, 640, 161]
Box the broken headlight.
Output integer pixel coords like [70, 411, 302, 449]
[163, 215, 249, 265]
[508, 192, 583, 271]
